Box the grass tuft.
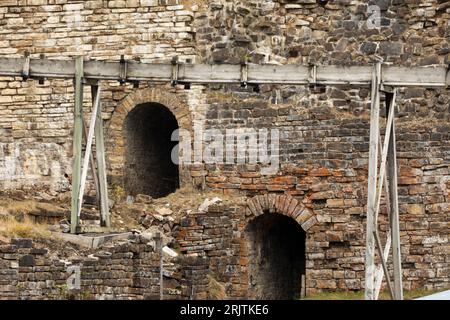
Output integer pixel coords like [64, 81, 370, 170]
[208, 274, 227, 300]
[0, 215, 51, 239]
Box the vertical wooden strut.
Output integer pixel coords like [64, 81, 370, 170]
[365, 61, 381, 300]
[368, 87, 403, 300]
[77, 85, 102, 218]
[71, 57, 84, 234]
[82, 120, 100, 208]
[386, 90, 403, 300]
[92, 85, 110, 227]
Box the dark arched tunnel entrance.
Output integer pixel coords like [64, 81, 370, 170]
[246, 212, 306, 300]
[124, 102, 179, 198]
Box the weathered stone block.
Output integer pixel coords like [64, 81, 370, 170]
[19, 255, 35, 267]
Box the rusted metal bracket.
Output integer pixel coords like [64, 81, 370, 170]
[21, 51, 30, 80]
[171, 56, 179, 86]
[240, 61, 248, 88]
[119, 54, 128, 85]
[38, 53, 46, 85]
[308, 63, 317, 85]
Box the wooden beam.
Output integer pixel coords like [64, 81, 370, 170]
[82, 118, 100, 208]
[387, 95, 404, 300]
[374, 229, 392, 299]
[382, 66, 447, 87]
[77, 85, 101, 218]
[70, 57, 83, 234]
[93, 85, 110, 228]
[365, 62, 382, 300]
[374, 134, 393, 300]
[374, 89, 397, 225]
[0, 57, 448, 87]
[373, 230, 395, 300]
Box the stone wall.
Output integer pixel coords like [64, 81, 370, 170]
[0, 0, 199, 192]
[0, 0, 448, 295]
[196, 0, 450, 65]
[0, 236, 208, 300]
[175, 194, 448, 297]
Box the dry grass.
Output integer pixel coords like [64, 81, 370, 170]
[180, 0, 208, 10]
[208, 274, 227, 300]
[0, 215, 52, 239]
[303, 288, 446, 300]
[0, 199, 40, 215]
[0, 199, 65, 216]
[152, 185, 241, 210]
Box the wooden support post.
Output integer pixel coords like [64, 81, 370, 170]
[301, 274, 306, 299]
[373, 90, 398, 299]
[374, 89, 396, 225]
[92, 85, 110, 227]
[82, 119, 100, 207]
[374, 139, 392, 300]
[374, 141, 392, 299]
[70, 57, 84, 234]
[77, 85, 102, 218]
[374, 229, 392, 299]
[373, 230, 395, 300]
[386, 90, 403, 300]
[365, 62, 381, 300]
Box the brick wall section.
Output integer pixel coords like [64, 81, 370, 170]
[0, 237, 208, 300]
[175, 194, 448, 297]
[0, 0, 448, 295]
[196, 0, 450, 65]
[0, 0, 198, 192]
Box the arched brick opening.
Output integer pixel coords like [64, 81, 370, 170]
[124, 103, 179, 198]
[244, 194, 317, 299]
[245, 194, 318, 231]
[246, 212, 306, 300]
[107, 87, 193, 194]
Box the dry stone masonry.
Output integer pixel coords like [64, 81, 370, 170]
[0, 0, 449, 298]
[0, 236, 202, 300]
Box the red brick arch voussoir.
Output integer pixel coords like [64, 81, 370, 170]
[246, 194, 318, 232]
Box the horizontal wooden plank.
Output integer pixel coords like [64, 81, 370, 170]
[179, 64, 240, 83]
[84, 61, 119, 80]
[248, 64, 310, 84]
[317, 66, 372, 84]
[30, 59, 74, 78]
[0, 58, 24, 76]
[128, 62, 172, 81]
[0, 57, 448, 87]
[382, 66, 448, 87]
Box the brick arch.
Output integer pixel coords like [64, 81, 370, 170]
[106, 86, 193, 187]
[246, 194, 318, 232]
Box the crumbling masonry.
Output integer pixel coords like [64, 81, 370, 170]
[0, 0, 449, 299]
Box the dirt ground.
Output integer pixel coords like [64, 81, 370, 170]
[0, 186, 244, 254]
